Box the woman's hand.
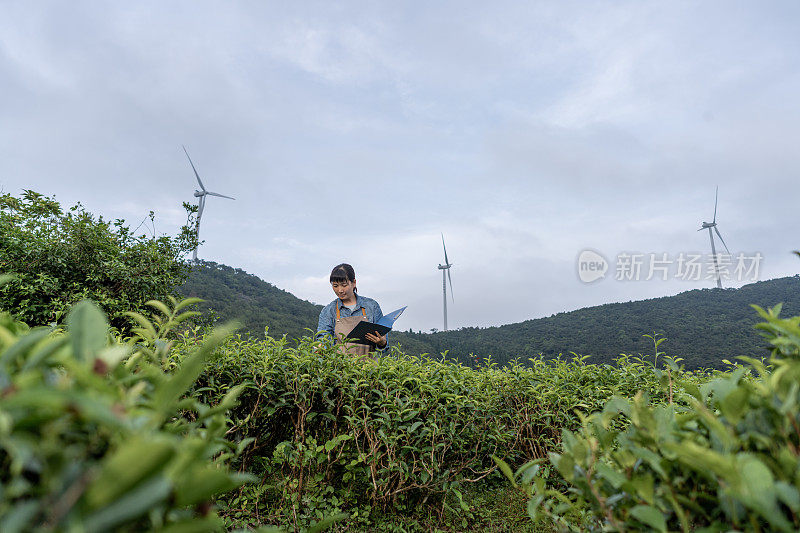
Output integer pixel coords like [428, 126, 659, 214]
[365, 331, 387, 348]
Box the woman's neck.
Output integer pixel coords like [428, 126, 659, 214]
[340, 294, 357, 306]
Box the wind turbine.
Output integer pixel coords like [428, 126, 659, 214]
[437, 234, 454, 331]
[182, 145, 235, 262]
[699, 186, 731, 289]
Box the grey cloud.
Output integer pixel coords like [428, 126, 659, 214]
[1, 1, 798, 331]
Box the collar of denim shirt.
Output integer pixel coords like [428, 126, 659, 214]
[336, 294, 365, 315]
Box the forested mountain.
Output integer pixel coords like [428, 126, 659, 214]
[179, 261, 322, 339]
[393, 276, 800, 369]
[180, 261, 799, 369]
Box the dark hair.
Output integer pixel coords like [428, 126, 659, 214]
[329, 263, 356, 292]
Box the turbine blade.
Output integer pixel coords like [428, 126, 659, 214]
[441, 233, 449, 265]
[205, 191, 235, 200]
[713, 186, 718, 224]
[447, 267, 454, 302]
[182, 145, 207, 191]
[714, 226, 730, 254]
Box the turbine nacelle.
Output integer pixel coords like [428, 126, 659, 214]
[437, 233, 455, 331]
[183, 145, 235, 262]
[699, 186, 731, 289]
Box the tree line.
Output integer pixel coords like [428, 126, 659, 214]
[180, 260, 799, 370]
[3, 189, 795, 371]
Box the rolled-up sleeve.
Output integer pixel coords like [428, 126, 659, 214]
[370, 300, 384, 323]
[316, 302, 335, 341]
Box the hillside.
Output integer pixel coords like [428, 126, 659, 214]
[395, 276, 800, 369]
[179, 261, 800, 369]
[178, 261, 322, 339]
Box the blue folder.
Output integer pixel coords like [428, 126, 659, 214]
[344, 306, 407, 345]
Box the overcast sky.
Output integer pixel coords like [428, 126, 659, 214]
[1, 1, 798, 332]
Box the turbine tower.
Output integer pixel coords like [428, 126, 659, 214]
[183, 146, 235, 262]
[437, 234, 454, 331]
[699, 186, 731, 289]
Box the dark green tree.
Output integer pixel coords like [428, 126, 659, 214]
[0, 190, 198, 329]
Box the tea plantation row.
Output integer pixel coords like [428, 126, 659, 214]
[6, 291, 799, 531]
[171, 325, 710, 530]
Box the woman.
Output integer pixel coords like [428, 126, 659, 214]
[316, 263, 387, 357]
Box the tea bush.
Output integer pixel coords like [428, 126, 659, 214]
[171, 330, 704, 530]
[0, 289, 252, 532]
[503, 303, 800, 532]
[0, 190, 197, 329]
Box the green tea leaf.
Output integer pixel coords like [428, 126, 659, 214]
[492, 455, 517, 487]
[174, 469, 254, 507]
[0, 501, 39, 533]
[0, 328, 50, 367]
[153, 323, 236, 417]
[85, 437, 175, 509]
[83, 475, 172, 533]
[67, 300, 109, 361]
[629, 505, 666, 533]
[156, 518, 225, 533]
[307, 512, 348, 533]
[719, 387, 748, 424]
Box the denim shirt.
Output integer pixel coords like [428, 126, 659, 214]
[316, 294, 386, 349]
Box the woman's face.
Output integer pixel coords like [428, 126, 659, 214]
[331, 279, 356, 301]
